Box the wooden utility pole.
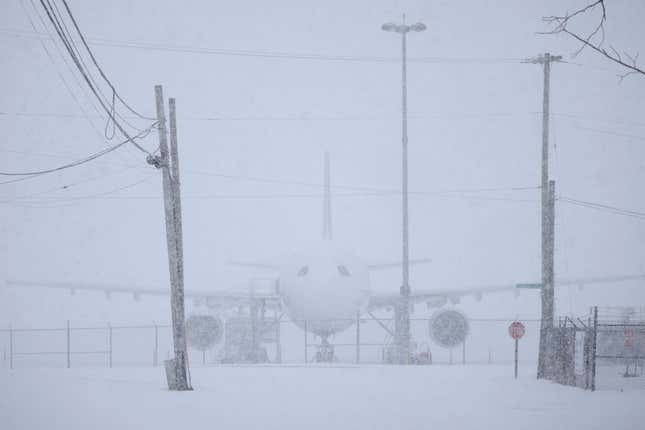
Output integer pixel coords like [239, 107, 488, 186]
[525, 53, 561, 379]
[150, 85, 190, 390]
[545, 181, 556, 326]
[537, 180, 556, 377]
[168, 97, 185, 306]
[168, 96, 190, 385]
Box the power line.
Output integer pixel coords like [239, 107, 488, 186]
[0, 147, 145, 186]
[0, 142, 535, 194]
[0, 165, 140, 203]
[182, 168, 540, 194]
[0, 123, 156, 177]
[0, 147, 538, 200]
[19, 0, 141, 166]
[1, 27, 524, 65]
[34, 0, 132, 131]
[36, 0, 155, 155]
[573, 126, 645, 142]
[558, 196, 645, 220]
[4, 189, 539, 205]
[58, 0, 153, 121]
[5, 174, 155, 209]
[38, 0, 147, 133]
[4, 109, 645, 130]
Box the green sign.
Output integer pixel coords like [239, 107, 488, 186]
[515, 283, 543, 289]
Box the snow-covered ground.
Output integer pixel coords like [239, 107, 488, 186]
[1, 364, 644, 430]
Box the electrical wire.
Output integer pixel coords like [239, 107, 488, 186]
[5, 189, 539, 204]
[35, 0, 142, 133]
[0, 27, 524, 65]
[37, 0, 155, 155]
[59, 0, 154, 121]
[5, 174, 155, 209]
[20, 0, 141, 166]
[182, 169, 540, 194]
[4, 109, 645, 131]
[43, 0, 148, 132]
[573, 126, 645, 142]
[0, 164, 141, 203]
[0, 122, 156, 177]
[558, 196, 645, 220]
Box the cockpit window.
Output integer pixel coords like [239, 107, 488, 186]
[297, 266, 309, 277]
[337, 265, 351, 277]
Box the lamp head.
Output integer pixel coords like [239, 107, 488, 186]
[381, 22, 398, 32]
[381, 21, 426, 33]
[409, 22, 426, 32]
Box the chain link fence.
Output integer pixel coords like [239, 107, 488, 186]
[1, 322, 173, 368]
[543, 307, 645, 391]
[594, 307, 645, 391]
[2, 316, 541, 369]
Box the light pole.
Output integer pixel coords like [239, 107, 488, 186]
[382, 16, 426, 365]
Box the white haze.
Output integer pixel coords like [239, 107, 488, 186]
[0, 1, 643, 340]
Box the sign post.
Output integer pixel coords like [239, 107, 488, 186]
[514, 338, 518, 378]
[508, 321, 525, 379]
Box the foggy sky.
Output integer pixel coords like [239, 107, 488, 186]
[1, 0, 644, 326]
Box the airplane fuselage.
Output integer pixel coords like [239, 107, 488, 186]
[278, 241, 370, 338]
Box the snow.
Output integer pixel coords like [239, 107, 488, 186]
[2, 364, 644, 430]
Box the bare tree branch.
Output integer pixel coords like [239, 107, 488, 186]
[541, 0, 644, 80]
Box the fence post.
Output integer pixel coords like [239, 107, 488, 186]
[108, 323, 113, 368]
[356, 313, 360, 364]
[591, 306, 598, 391]
[66, 320, 71, 369]
[275, 318, 282, 364]
[304, 321, 308, 363]
[462, 340, 466, 365]
[153, 322, 159, 367]
[9, 325, 13, 370]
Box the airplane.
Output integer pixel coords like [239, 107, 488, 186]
[6, 152, 645, 362]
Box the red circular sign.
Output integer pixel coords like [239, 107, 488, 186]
[508, 321, 525, 340]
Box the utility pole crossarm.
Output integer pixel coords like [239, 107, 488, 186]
[522, 54, 563, 64]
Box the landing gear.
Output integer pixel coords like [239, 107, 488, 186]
[314, 337, 336, 362]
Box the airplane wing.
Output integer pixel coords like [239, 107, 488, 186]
[5, 279, 282, 309]
[367, 274, 645, 310]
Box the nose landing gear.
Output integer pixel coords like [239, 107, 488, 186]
[314, 337, 336, 362]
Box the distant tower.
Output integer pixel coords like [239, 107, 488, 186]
[322, 151, 333, 240]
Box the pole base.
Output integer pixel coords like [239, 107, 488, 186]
[164, 359, 192, 391]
